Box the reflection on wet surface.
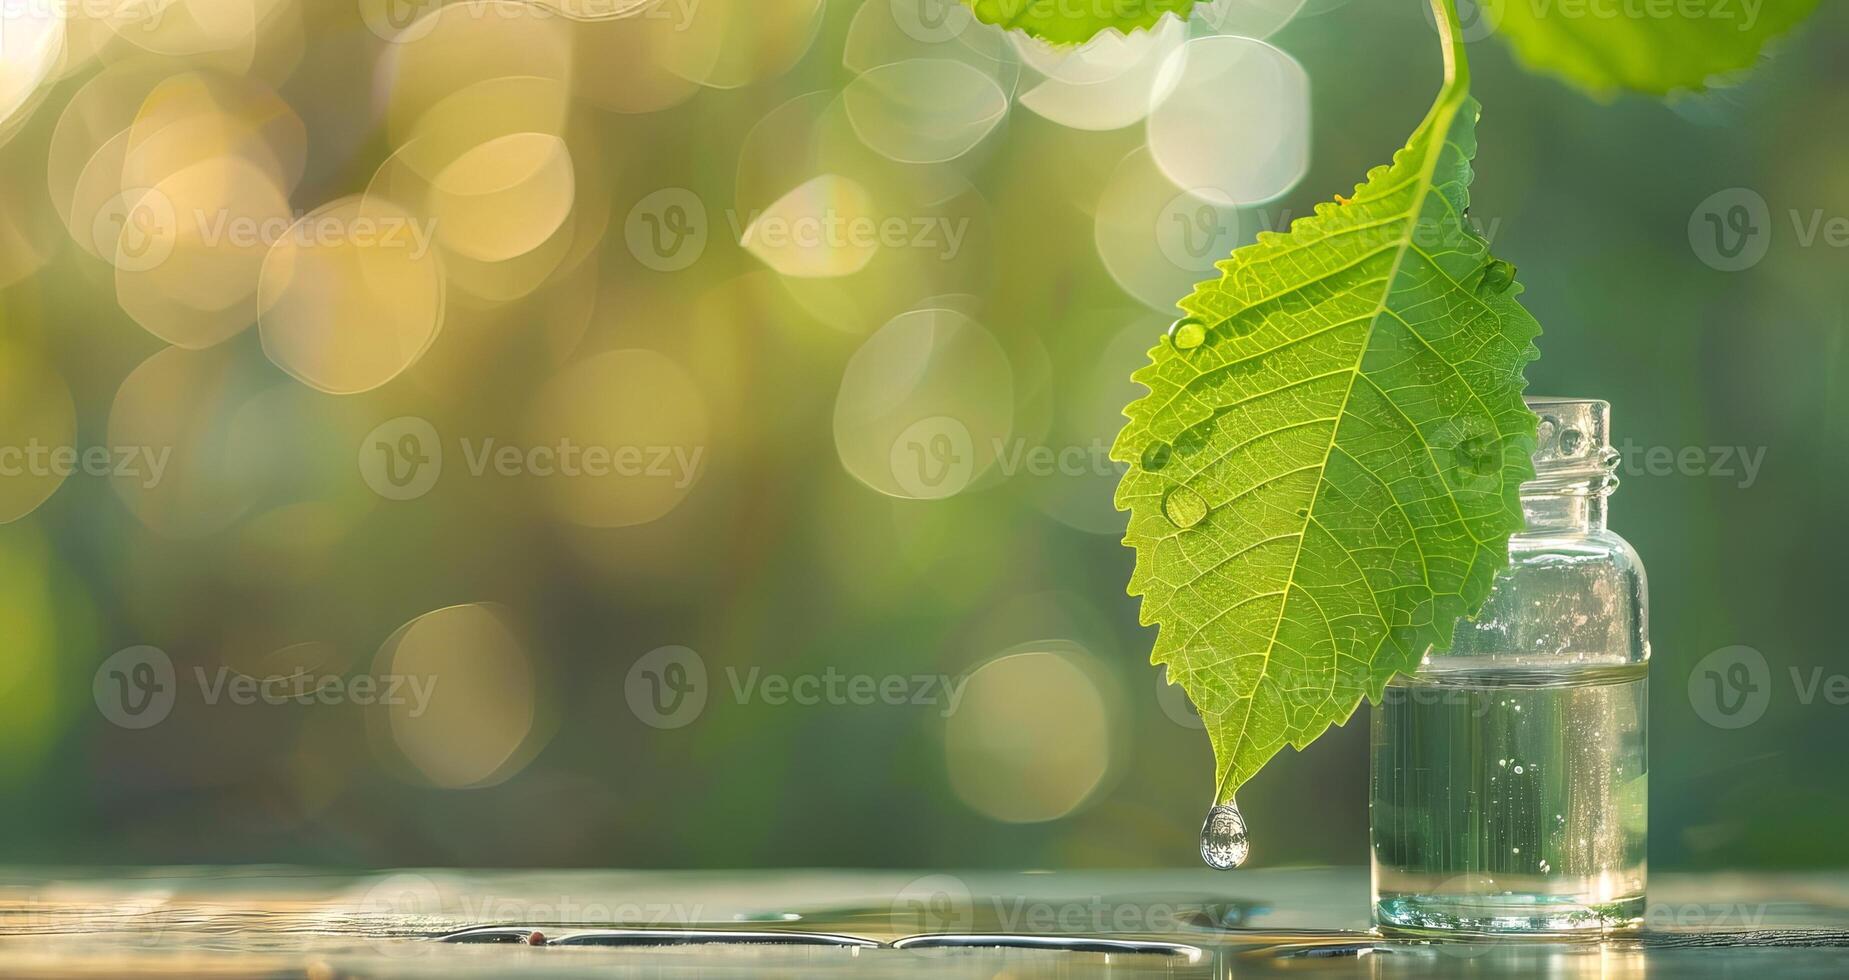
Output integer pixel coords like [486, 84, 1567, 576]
[1, 867, 1846, 977]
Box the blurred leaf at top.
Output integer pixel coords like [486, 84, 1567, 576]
[961, 0, 1199, 45]
[1485, 0, 1822, 98]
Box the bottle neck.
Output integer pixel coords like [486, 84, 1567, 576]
[1520, 489, 1607, 534]
[1519, 397, 1619, 537]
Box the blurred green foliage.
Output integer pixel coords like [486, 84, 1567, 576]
[0, 0, 1844, 874]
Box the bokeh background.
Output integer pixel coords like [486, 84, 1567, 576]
[0, 0, 1844, 874]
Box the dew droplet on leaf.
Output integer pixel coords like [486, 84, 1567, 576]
[1162, 485, 1208, 529]
[1168, 316, 1206, 351]
[1140, 441, 1172, 472]
[1476, 258, 1516, 296]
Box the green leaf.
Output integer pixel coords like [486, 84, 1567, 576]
[1110, 71, 1541, 802]
[960, 0, 1199, 46]
[1487, 0, 1820, 98]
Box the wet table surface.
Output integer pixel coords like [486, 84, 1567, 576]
[1, 866, 1845, 977]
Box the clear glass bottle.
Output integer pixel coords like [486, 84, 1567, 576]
[1371, 397, 1648, 935]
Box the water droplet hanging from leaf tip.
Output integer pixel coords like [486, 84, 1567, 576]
[1200, 801, 1249, 870]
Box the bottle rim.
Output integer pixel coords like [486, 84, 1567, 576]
[1524, 396, 1620, 497]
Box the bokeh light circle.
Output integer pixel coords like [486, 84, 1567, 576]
[114, 156, 294, 349]
[258, 196, 446, 395]
[0, 0, 65, 148]
[945, 647, 1113, 823]
[0, 341, 76, 524]
[374, 604, 538, 790]
[429, 131, 576, 263]
[1095, 147, 1246, 310]
[1016, 17, 1187, 131]
[1147, 35, 1310, 205]
[523, 349, 711, 528]
[106, 346, 271, 538]
[741, 174, 882, 279]
[833, 308, 1014, 500]
[843, 59, 1009, 165]
[1197, 0, 1311, 39]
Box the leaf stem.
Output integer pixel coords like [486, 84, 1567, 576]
[1430, 0, 1472, 92]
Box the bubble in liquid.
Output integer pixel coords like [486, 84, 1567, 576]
[1200, 801, 1249, 870]
[1162, 485, 1208, 528]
